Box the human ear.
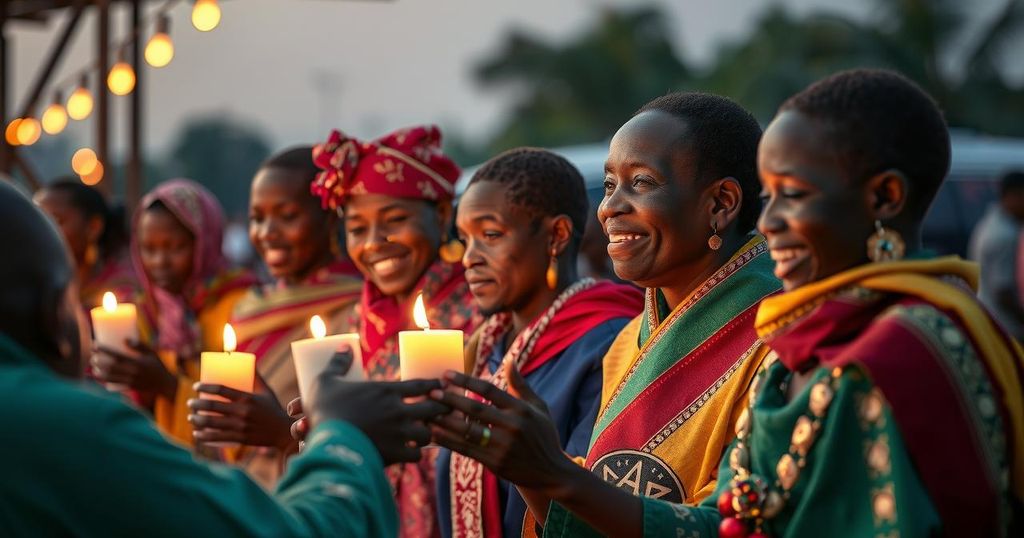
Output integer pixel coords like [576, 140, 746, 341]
[548, 215, 574, 257]
[865, 169, 909, 221]
[707, 177, 743, 231]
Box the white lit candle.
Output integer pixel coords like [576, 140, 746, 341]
[291, 315, 363, 403]
[90, 292, 138, 390]
[398, 294, 464, 380]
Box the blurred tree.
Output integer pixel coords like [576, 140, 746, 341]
[475, 6, 690, 155]
[164, 116, 271, 217]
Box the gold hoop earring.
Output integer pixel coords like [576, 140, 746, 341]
[866, 220, 905, 262]
[438, 235, 465, 264]
[546, 249, 558, 290]
[708, 222, 722, 251]
[84, 242, 99, 267]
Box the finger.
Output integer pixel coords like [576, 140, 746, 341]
[124, 339, 154, 355]
[290, 417, 309, 442]
[193, 383, 252, 402]
[401, 399, 450, 421]
[187, 397, 245, 416]
[442, 371, 519, 409]
[402, 423, 434, 447]
[286, 397, 303, 418]
[428, 389, 515, 427]
[322, 348, 355, 377]
[188, 413, 247, 431]
[94, 345, 137, 363]
[194, 429, 245, 444]
[390, 379, 443, 397]
[429, 411, 474, 434]
[430, 424, 490, 462]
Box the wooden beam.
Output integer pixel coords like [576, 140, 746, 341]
[0, 2, 10, 176]
[95, 0, 110, 196]
[127, 0, 142, 208]
[11, 150, 42, 190]
[16, 0, 86, 120]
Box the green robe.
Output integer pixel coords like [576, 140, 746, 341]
[0, 333, 397, 537]
[544, 361, 940, 536]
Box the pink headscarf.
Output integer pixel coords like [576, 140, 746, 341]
[131, 179, 251, 359]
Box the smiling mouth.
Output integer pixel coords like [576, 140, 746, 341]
[369, 255, 407, 278]
[770, 247, 811, 280]
[263, 247, 289, 266]
[608, 233, 647, 244]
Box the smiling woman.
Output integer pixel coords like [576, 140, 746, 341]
[312, 124, 482, 538]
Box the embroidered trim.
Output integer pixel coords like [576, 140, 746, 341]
[599, 242, 767, 423]
[643, 341, 760, 452]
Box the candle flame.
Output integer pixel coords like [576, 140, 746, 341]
[223, 323, 237, 353]
[102, 291, 117, 312]
[413, 293, 430, 330]
[310, 315, 327, 339]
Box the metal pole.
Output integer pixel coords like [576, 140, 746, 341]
[96, 0, 111, 196]
[128, 0, 143, 208]
[0, 1, 9, 177]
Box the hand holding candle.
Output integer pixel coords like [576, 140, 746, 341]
[89, 292, 138, 390]
[291, 315, 363, 403]
[398, 294, 464, 380]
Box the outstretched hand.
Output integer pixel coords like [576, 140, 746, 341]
[91, 340, 176, 399]
[428, 362, 575, 492]
[187, 375, 294, 449]
[310, 348, 450, 465]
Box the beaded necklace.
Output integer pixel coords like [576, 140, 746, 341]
[716, 362, 843, 538]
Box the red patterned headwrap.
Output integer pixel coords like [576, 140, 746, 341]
[311, 124, 461, 210]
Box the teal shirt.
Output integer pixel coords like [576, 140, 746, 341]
[0, 334, 397, 537]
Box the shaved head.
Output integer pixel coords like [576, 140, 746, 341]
[0, 181, 83, 376]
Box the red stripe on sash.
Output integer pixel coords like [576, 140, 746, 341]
[587, 304, 760, 465]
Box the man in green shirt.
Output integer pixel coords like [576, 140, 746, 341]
[0, 180, 443, 537]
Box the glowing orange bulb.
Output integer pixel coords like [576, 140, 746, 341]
[16, 117, 41, 145]
[107, 62, 136, 96]
[72, 148, 99, 176]
[41, 102, 68, 135]
[5, 119, 23, 146]
[192, 0, 221, 32]
[80, 161, 104, 186]
[67, 86, 93, 120]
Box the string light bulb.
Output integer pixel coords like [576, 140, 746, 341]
[41, 93, 69, 135]
[67, 76, 93, 120]
[5, 119, 23, 146]
[72, 148, 99, 176]
[107, 50, 136, 96]
[16, 117, 41, 145]
[192, 0, 221, 32]
[80, 161, 105, 186]
[145, 15, 174, 68]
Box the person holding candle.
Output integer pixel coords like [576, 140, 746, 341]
[312, 124, 483, 538]
[429, 92, 781, 537]
[435, 147, 644, 538]
[187, 146, 363, 487]
[92, 179, 257, 446]
[0, 179, 450, 536]
[33, 179, 137, 315]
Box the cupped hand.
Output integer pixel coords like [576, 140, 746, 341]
[428, 361, 575, 492]
[91, 340, 176, 399]
[187, 378, 294, 449]
[310, 349, 449, 465]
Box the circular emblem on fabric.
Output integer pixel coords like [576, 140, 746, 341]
[590, 450, 685, 503]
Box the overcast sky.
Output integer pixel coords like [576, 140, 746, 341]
[7, 0, 1018, 160]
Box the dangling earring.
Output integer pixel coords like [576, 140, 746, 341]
[84, 242, 99, 268]
[867, 220, 905, 262]
[438, 234, 465, 264]
[707, 221, 722, 251]
[546, 249, 558, 290]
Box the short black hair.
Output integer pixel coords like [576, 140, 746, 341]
[40, 178, 127, 257]
[1000, 171, 1024, 197]
[779, 69, 951, 220]
[468, 147, 589, 247]
[261, 146, 320, 182]
[636, 92, 763, 233]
